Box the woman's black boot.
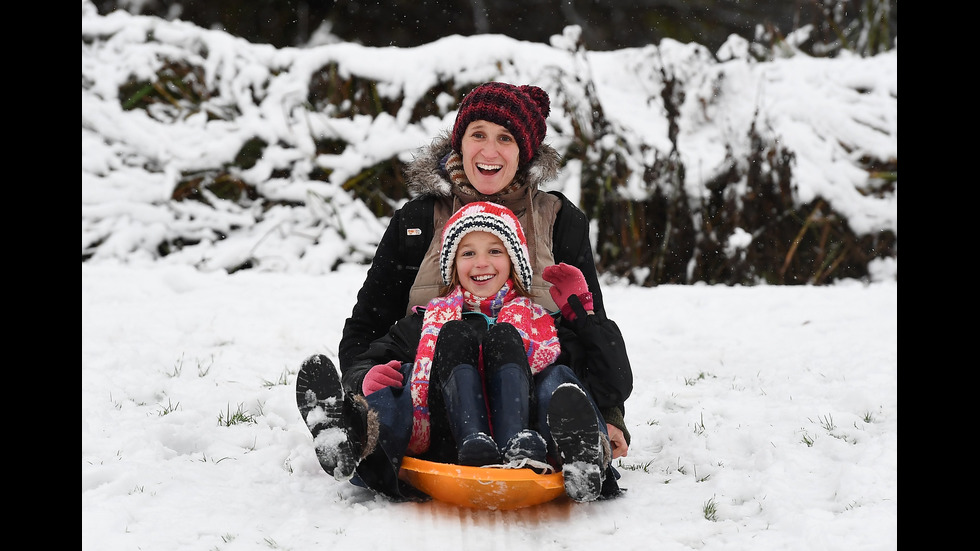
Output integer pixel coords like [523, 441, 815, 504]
[547, 383, 608, 502]
[296, 354, 378, 480]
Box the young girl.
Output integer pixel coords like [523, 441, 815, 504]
[407, 201, 560, 468]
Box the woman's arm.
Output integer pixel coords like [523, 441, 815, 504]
[339, 208, 418, 372]
[550, 192, 606, 317]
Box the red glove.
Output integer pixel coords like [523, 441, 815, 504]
[542, 263, 594, 321]
[362, 360, 404, 396]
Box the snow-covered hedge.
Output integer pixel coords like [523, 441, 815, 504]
[81, 1, 897, 284]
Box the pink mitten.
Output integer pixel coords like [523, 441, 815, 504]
[362, 360, 404, 396]
[542, 263, 594, 320]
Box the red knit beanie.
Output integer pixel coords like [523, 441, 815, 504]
[440, 201, 532, 291]
[450, 82, 551, 166]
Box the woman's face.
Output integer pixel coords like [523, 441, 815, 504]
[459, 120, 521, 195]
[454, 230, 512, 297]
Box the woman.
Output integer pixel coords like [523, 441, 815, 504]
[297, 202, 631, 502]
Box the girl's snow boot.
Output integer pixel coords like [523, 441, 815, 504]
[485, 323, 548, 467]
[440, 363, 501, 466]
[431, 321, 501, 466]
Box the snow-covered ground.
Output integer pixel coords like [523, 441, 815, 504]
[82, 263, 897, 550]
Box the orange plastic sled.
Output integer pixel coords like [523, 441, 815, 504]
[398, 457, 565, 510]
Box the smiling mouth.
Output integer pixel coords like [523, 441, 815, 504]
[476, 163, 502, 175]
[471, 274, 495, 282]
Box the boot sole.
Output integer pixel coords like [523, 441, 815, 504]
[295, 355, 357, 480]
[547, 383, 603, 502]
[296, 355, 343, 427]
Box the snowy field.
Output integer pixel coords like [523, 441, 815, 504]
[82, 263, 897, 550]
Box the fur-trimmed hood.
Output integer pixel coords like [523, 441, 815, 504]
[404, 131, 562, 198]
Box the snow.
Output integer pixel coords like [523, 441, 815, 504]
[81, 3, 897, 550]
[82, 265, 896, 550]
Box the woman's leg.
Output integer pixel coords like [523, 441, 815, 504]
[297, 355, 427, 501]
[532, 364, 609, 459]
[533, 364, 615, 502]
[296, 354, 378, 481]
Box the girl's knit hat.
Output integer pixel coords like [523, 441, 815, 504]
[440, 201, 532, 291]
[450, 82, 551, 166]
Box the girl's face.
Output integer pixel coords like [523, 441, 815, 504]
[454, 230, 512, 297]
[459, 120, 521, 195]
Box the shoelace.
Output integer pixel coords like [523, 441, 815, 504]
[480, 458, 556, 474]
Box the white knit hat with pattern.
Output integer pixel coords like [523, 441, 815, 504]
[440, 201, 532, 290]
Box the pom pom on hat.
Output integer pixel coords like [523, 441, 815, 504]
[440, 201, 532, 291]
[451, 82, 551, 166]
